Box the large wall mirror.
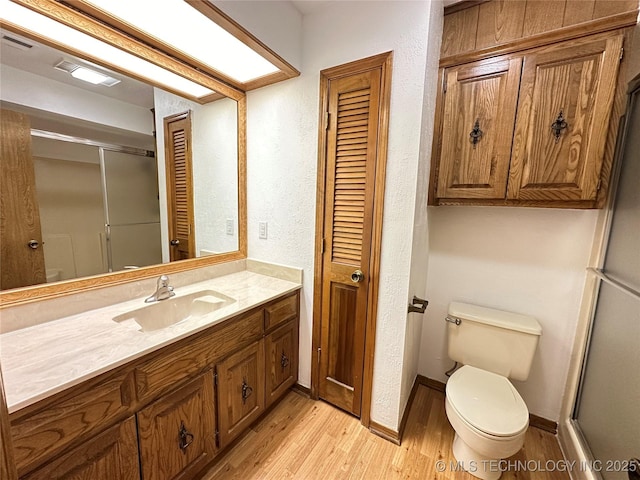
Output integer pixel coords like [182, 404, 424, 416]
[0, 19, 247, 305]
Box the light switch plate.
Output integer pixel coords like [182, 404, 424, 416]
[226, 219, 234, 235]
[258, 221, 268, 239]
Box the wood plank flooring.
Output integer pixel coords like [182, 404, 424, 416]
[203, 385, 569, 480]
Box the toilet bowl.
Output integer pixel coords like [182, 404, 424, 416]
[445, 366, 529, 480]
[444, 302, 542, 480]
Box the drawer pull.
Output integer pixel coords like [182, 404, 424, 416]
[241, 378, 253, 404]
[178, 422, 194, 451]
[281, 351, 290, 370]
[551, 110, 568, 142]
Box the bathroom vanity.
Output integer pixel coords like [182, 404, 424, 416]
[0, 265, 301, 479]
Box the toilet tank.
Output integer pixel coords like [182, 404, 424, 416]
[447, 302, 542, 381]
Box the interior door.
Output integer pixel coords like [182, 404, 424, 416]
[318, 68, 382, 417]
[0, 109, 46, 289]
[164, 111, 195, 261]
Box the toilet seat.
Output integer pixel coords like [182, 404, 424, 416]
[446, 365, 529, 438]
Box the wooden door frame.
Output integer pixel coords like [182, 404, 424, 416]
[311, 51, 393, 428]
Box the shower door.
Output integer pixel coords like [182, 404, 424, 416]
[572, 79, 640, 479]
[101, 149, 162, 271]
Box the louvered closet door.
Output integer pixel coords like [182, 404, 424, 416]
[319, 69, 381, 416]
[164, 111, 195, 261]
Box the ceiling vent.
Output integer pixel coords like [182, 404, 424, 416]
[2, 35, 34, 51]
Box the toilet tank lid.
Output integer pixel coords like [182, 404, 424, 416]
[448, 302, 542, 335]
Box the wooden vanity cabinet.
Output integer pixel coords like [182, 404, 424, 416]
[8, 290, 300, 479]
[216, 339, 265, 448]
[430, 30, 626, 208]
[23, 417, 140, 480]
[137, 370, 217, 480]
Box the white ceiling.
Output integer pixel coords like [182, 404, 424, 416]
[0, 29, 154, 108]
[291, 0, 465, 16]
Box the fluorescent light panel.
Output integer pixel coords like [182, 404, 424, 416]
[82, 0, 280, 83]
[0, 0, 215, 98]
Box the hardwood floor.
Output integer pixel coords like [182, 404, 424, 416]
[203, 385, 569, 480]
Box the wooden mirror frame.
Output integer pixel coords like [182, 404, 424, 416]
[0, 1, 250, 307]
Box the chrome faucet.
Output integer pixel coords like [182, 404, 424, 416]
[145, 275, 175, 303]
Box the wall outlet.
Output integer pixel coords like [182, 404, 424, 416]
[226, 219, 234, 235]
[258, 221, 268, 239]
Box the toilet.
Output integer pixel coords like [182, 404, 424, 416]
[444, 302, 542, 480]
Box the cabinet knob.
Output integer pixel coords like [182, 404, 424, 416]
[170, 239, 180, 246]
[27, 239, 40, 249]
[469, 118, 483, 148]
[351, 270, 364, 283]
[551, 110, 568, 143]
[178, 421, 194, 452]
[281, 351, 290, 370]
[241, 377, 253, 404]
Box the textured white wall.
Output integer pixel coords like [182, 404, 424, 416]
[401, 0, 443, 422]
[0, 65, 152, 135]
[418, 206, 599, 421]
[246, 1, 437, 430]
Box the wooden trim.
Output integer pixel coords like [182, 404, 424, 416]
[7, 0, 244, 101]
[292, 383, 311, 397]
[417, 375, 559, 434]
[439, 10, 638, 67]
[310, 52, 393, 427]
[530, 414, 558, 434]
[427, 68, 445, 206]
[397, 376, 421, 444]
[0, 94, 248, 308]
[432, 199, 599, 208]
[444, 0, 490, 15]
[369, 421, 400, 445]
[416, 374, 446, 393]
[185, 0, 300, 89]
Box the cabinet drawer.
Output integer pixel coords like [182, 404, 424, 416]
[265, 320, 299, 408]
[23, 416, 140, 480]
[264, 293, 298, 331]
[11, 370, 135, 476]
[135, 308, 263, 403]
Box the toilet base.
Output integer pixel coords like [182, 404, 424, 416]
[452, 433, 502, 480]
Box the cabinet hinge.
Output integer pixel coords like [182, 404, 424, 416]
[596, 179, 602, 192]
[443, 81, 447, 94]
[324, 111, 330, 130]
[215, 429, 219, 447]
[317, 347, 321, 365]
[214, 371, 218, 386]
[620, 47, 624, 61]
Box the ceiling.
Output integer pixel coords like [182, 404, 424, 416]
[291, 0, 465, 15]
[0, 29, 154, 108]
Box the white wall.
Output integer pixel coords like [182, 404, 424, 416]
[0, 65, 152, 136]
[246, 1, 438, 430]
[418, 206, 599, 421]
[401, 0, 443, 419]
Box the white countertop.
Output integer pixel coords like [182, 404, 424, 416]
[0, 270, 301, 414]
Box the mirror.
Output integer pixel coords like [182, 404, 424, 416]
[0, 29, 246, 299]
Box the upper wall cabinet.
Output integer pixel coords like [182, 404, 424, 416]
[429, 0, 637, 208]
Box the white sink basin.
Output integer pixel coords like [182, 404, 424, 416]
[113, 290, 235, 332]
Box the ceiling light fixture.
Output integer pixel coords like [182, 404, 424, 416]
[80, 0, 280, 83]
[54, 60, 121, 87]
[0, 0, 215, 98]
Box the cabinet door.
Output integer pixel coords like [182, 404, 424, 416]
[217, 339, 265, 448]
[508, 34, 623, 201]
[137, 370, 216, 480]
[437, 57, 522, 199]
[23, 417, 140, 480]
[265, 321, 298, 408]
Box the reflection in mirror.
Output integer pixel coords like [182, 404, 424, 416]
[0, 31, 240, 292]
